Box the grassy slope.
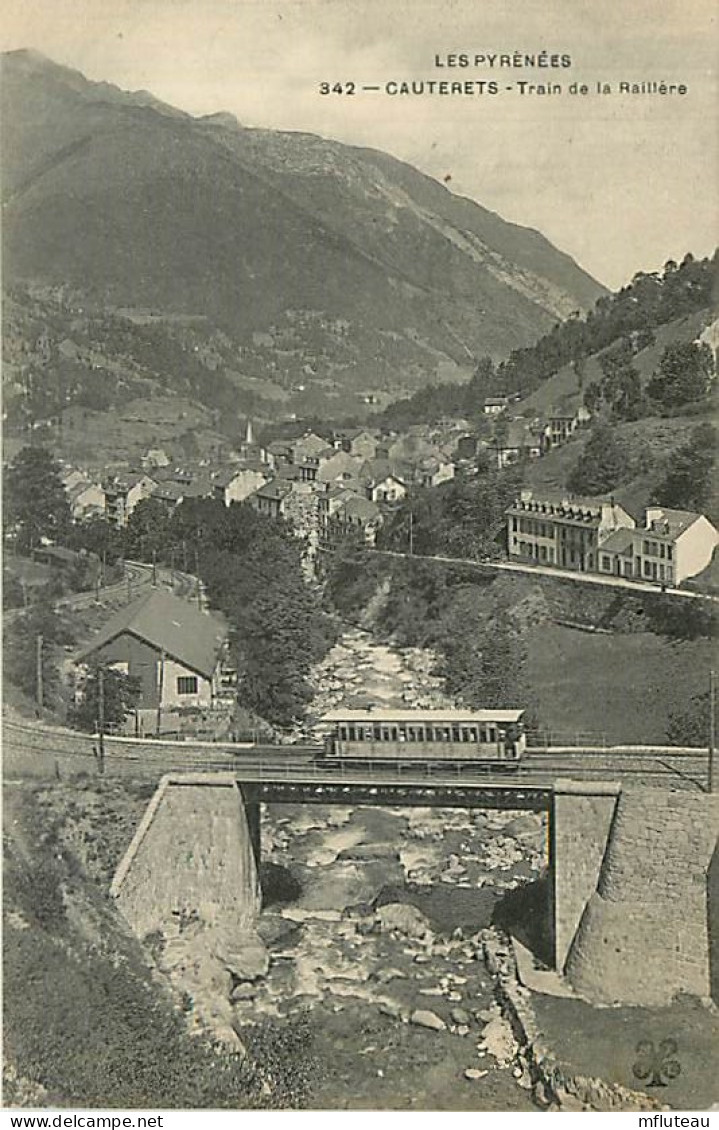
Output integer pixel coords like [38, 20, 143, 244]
[516, 309, 712, 416]
[521, 415, 702, 517]
[525, 623, 712, 743]
[2, 782, 309, 1109]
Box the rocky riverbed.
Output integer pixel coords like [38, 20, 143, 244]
[228, 628, 547, 1108]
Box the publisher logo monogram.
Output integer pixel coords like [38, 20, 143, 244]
[632, 1039, 681, 1087]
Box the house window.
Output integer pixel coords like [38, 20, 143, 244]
[602, 555, 611, 570]
[177, 676, 199, 695]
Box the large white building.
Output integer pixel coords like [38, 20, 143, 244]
[598, 507, 719, 587]
[506, 490, 635, 573]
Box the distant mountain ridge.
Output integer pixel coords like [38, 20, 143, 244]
[1, 49, 606, 401]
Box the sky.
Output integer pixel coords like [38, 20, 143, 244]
[2, 0, 717, 289]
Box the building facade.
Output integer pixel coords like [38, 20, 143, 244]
[75, 589, 231, 726]
[598, 507, 719, 587]
[506, 490, 635, 573]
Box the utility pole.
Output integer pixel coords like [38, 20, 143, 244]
[408, 509, 414, 557]
[36, 634, 44, 712]
[156, 650, 165, 737]
[97, 667, 105, 772]
[152, 548, 157, 587]
[194, 547, 202, 609]
[709, 669, 716, 794]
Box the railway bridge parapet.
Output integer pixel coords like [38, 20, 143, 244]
[111, 769, 717, 1008]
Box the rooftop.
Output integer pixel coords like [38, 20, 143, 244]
[321, 708, 525, 723]
[644, 507, 705, 538]
[600, 528, 636, 554]
[76, 589, 228, 679]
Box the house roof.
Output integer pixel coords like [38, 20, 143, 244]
[103, 471, 154, 493]
[644, 508, 705, 538]
[600, 528, 636, 554]
[317, 451, 363, 480]
[213, 466, 246, 488]
[370, 472, 406, 488]
[76, 589, 228, 679]
[322, 708, 524, 724]
[151, 481, 185, 502]
[255, 479, 293, 501]
[266, 439, 293, 456]
[290, 432, 331, 458]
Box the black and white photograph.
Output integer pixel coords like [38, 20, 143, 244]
[1, 0, 718, 1116]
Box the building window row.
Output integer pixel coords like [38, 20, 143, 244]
[641, 540, 672, 560]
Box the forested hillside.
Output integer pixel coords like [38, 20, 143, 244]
[381, 253, 717, 429]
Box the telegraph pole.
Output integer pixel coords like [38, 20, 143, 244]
[97, 667, 105, 772]
[709, 669, 716, 794]
[152, 548, 158, 586]
[156, 650, 165, 737]
[36, 634, 44, 712]
[408, 509, 414, 557]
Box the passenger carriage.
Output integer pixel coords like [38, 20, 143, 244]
[319, 708, 526, 768]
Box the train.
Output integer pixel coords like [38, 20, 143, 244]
[317, 708, 526, 768]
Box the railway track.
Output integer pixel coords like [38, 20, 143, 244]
[3, 717, 709, 790]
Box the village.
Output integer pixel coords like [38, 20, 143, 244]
[44, 386, 718, 587]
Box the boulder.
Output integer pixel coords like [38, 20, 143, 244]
[464, 1067, 489, 1081]
[182, 953, 234, 1000]
[450, 1007, 472, 1026]
[338, 843, 400, 861]
[475, 1007, 496, 1024]
[255, 916, 301, 948]
[480, 1016, 516, 1066]
[373, 967, 408, 984]
[214, 930, 270, 982]
[376, 902, 434, 940]
[410, 1009, 446, 1032]
[379, 1000, 402, 1019]
[230, 982, 258, 1002]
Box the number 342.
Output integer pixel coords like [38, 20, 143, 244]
[319, 82, 356, 95]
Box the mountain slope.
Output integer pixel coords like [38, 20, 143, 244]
[1, 49, 606, 398]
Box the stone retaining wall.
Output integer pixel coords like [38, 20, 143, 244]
[484, 931, 664, 1113]
[566, 790, 719, 1005]
[111, 773, 261, 940]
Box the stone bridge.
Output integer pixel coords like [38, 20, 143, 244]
[110, 770, 719, 1007]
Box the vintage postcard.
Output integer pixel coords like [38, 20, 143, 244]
[1, 0, 717, 1116]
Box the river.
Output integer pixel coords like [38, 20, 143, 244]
[231, 627, 546, 1109]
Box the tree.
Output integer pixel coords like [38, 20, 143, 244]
[124, 498, 171, 561]
[4, 446, 72, 552]
[2, 600, 74, 708]
[68, 665, 141, 733]
[652, 422, 716, 518]
[647, 341, 714, 409]
[589, 338, 645, 421]
[567, 425, 631, 496]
